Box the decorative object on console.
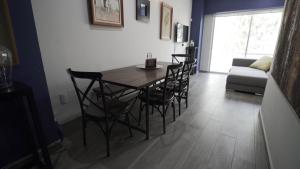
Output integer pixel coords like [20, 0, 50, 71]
[90, 0, 124, 27]
[189, 40, 195, 47]
[0, 46, 13, 89]
[160, 2, 173, 40]
[136, 0, 150, 22]
[271, 0, 300, 117]
[0, 0, 18, 64]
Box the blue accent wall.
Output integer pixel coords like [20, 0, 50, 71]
[190, 0, 205, 71]
[0, 0, 59, 167]
[190, 0, 285, 71]
[205, 0, 284, 14]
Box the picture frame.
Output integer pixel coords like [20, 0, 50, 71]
[160, 2, 173, 40]
[136, 0, 150, 22]
[175, 23, 184, 42]
[90, 0, 124, 27]
[0, 0, 19, 64]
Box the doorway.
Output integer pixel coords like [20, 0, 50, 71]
[209, 10, 282, 73]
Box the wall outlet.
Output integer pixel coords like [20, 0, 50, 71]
[59, 94, 67, 105]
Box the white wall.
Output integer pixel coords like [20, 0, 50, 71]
[200, 15, 214, 71]
[260, 76, 300, 169]
[31, 0, 192, 123]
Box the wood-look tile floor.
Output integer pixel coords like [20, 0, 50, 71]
[52, 73, 269, 169]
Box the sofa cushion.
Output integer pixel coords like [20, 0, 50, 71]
[249, 56, 273, 71]
[227, 66, 268, 88]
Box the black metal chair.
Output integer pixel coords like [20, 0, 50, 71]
[175, 59, 195, 115]
[138, 63, 183, 134]
[93, 83, 128, 100]
[67, 68, 136, 157]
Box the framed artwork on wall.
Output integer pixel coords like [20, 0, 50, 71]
[160, 2, 173, 40]
[0, 0, 18, 64]
[271, 0, 300, 117]
[90, 0, 124, 27]
[136, 0, 150, 22]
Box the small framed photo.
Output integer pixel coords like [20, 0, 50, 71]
[160, 3, 173, 40]
[136, 0, 150, 22]
[90, 0, 124, 27]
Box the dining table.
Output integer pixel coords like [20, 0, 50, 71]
[101, 62, 173, 139]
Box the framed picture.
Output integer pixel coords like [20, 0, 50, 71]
[136, 0, 150, 22]
[90, 0, 124, 27]
[175, 23, 184, 42]
[0, 0, 18, 64]
[160, 3, 173, 40]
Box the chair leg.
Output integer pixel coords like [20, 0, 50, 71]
[104, 117, 111, 157]
[82, 117, 87, 146]
[138, 101, 143, 126]
[106, 131, 110, 157]
[152, 105, 154, 115]
[185, 92, 188, 108]
[178, 97, 181, 116]
[126, 113, 133, 137]
[162, 105, 166, 134]
[172, 101, 176, 122]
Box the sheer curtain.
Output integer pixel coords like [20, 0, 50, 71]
[210, 10, 282, 73]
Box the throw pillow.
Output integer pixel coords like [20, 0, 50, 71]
[250, 56, 273, 71]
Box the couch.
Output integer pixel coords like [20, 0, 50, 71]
[226, 58, 268, 94]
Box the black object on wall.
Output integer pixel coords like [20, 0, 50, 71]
[136, 0, 150, 22]
[0, 0, 59, 167]
[175, 23, 189, 43]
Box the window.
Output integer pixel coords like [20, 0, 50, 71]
[209, 10, 282, 73]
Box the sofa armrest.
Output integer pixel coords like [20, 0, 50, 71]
[232, 58, 257, 67]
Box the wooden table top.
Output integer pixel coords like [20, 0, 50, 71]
[102, 62, 172, 89]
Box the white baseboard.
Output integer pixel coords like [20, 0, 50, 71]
[259, 109, 274, 169]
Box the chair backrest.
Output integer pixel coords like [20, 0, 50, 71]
[67, 68, 107, 117]
[162, 63, 183, 100]
[178, 59, 195, 90]
[182, 59, 195, 80]
[186, 46, 198, 60]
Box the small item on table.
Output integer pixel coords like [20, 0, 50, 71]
[145, 52, 157, 69]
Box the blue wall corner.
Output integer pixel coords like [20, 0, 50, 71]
[0, 0, 59, 167]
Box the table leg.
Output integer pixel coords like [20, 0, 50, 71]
[145, 86, 150, 140]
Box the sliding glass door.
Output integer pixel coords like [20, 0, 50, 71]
[209, 10, 282, 73]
